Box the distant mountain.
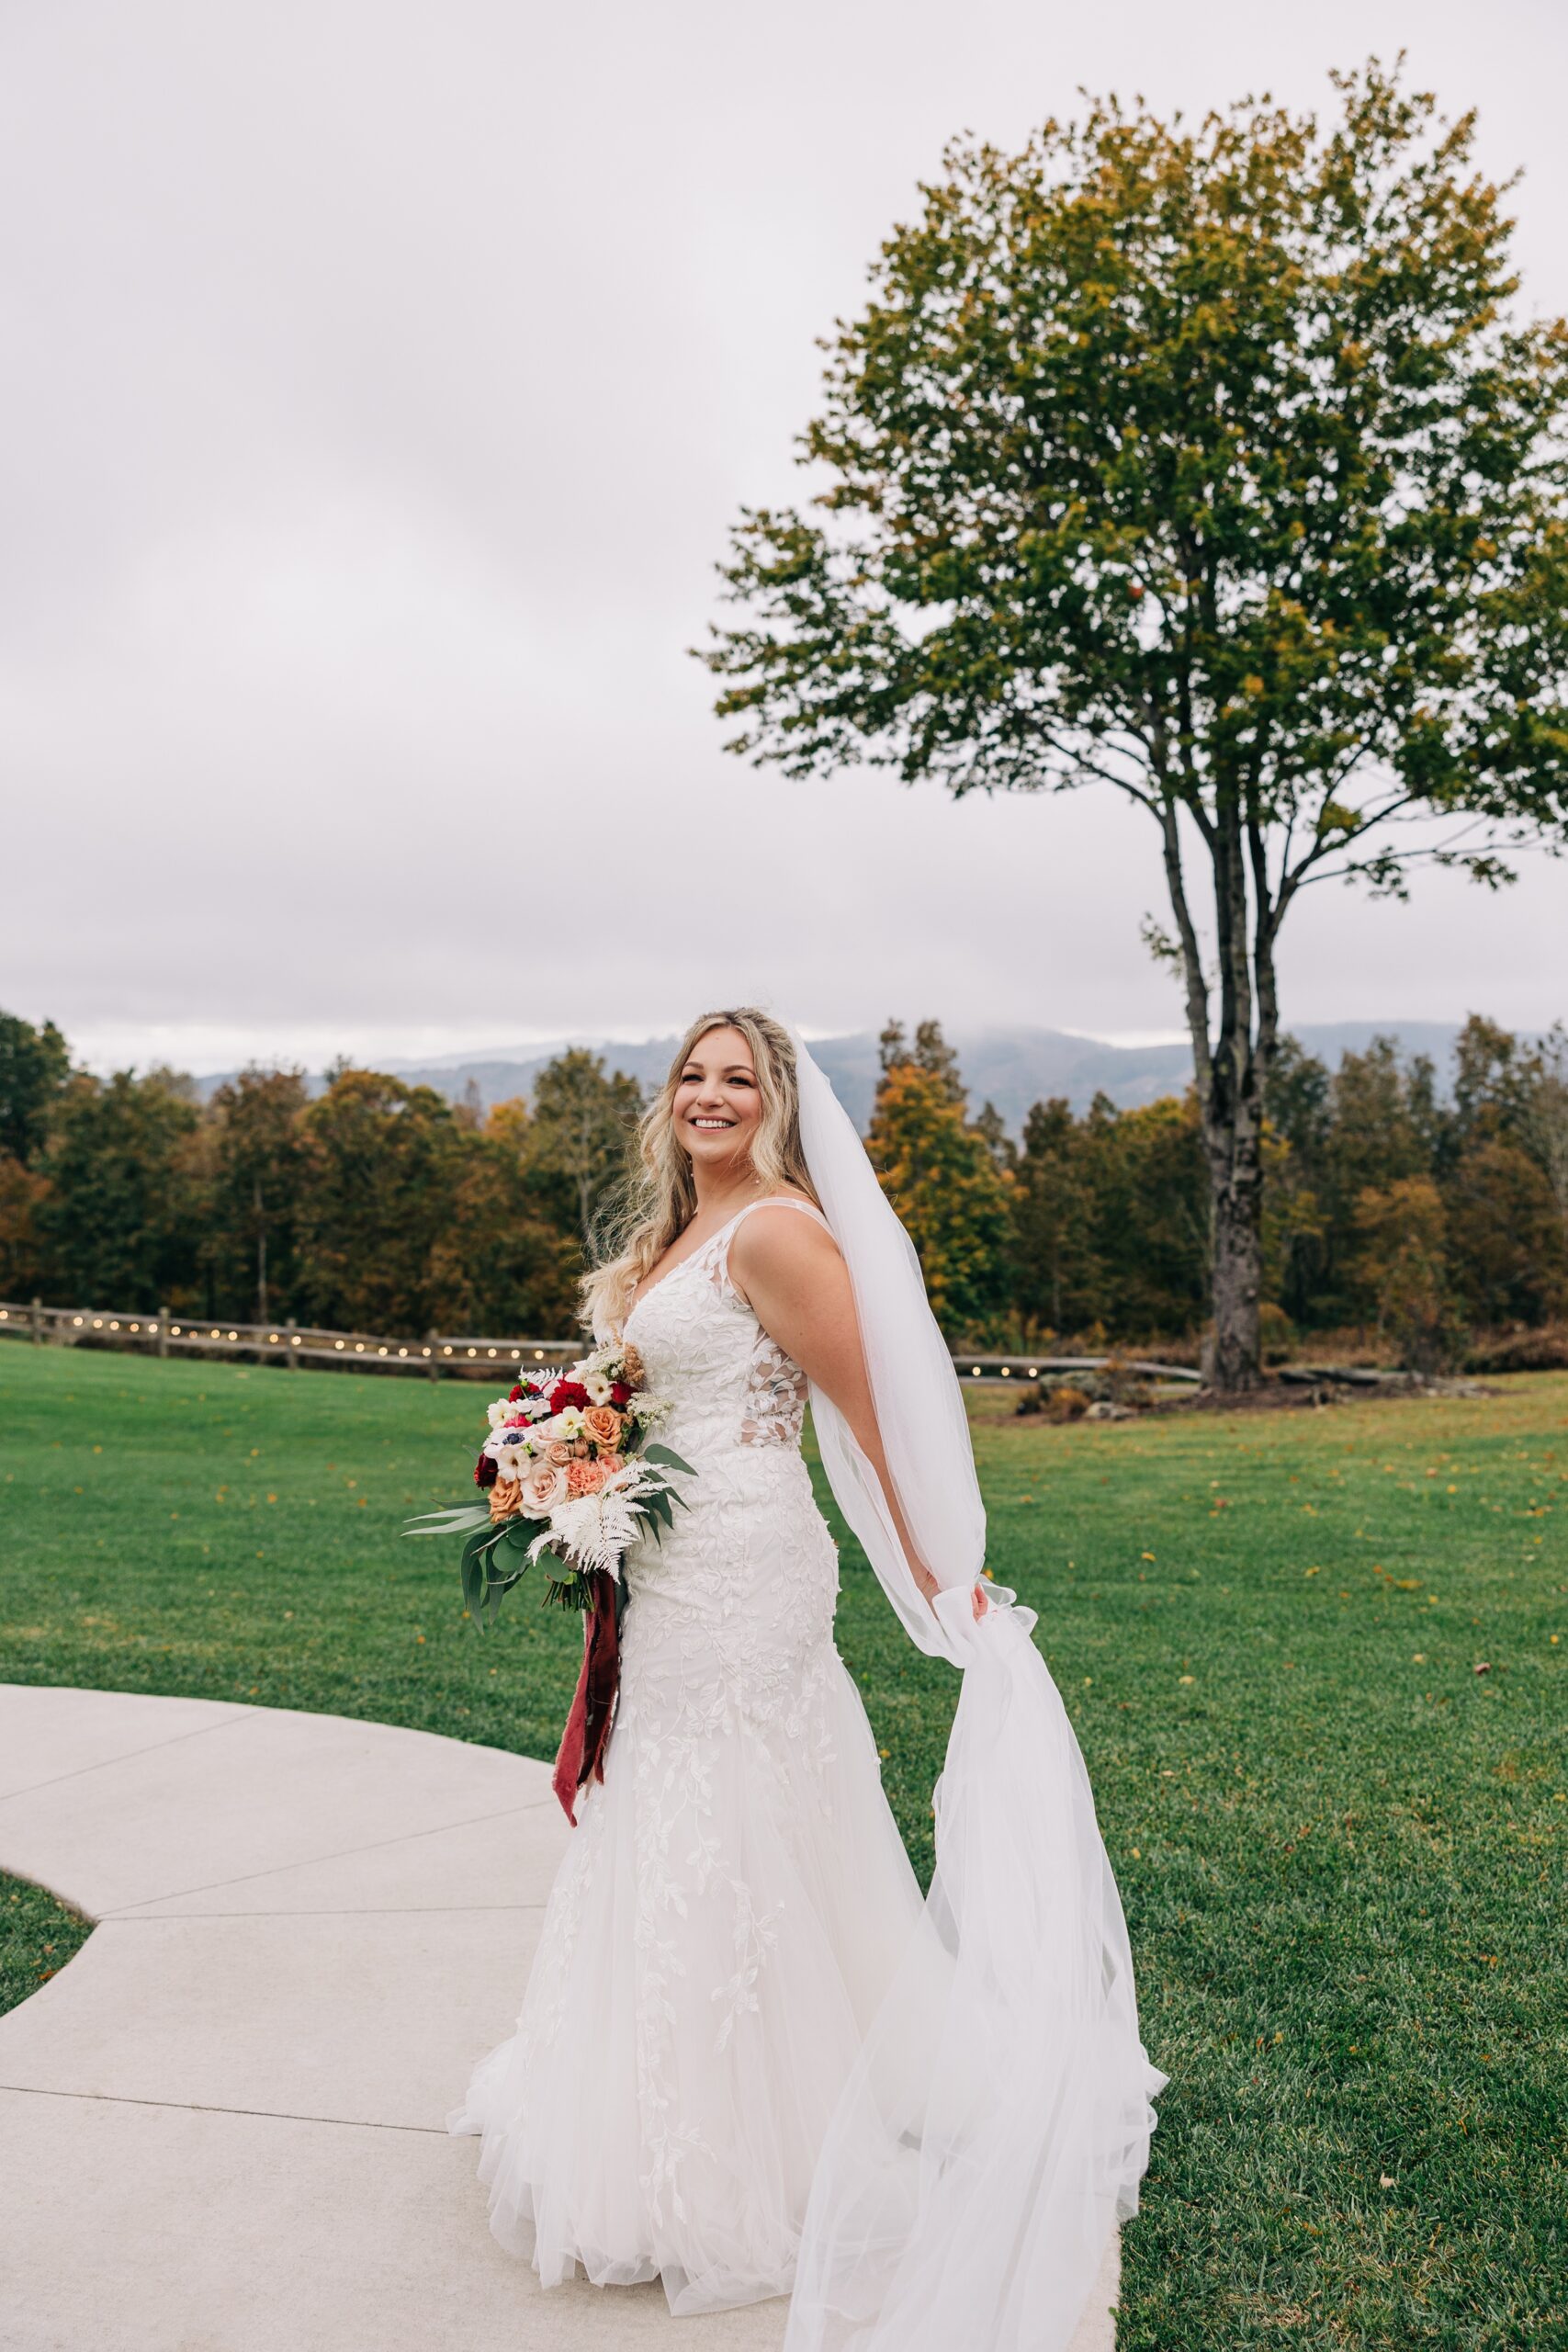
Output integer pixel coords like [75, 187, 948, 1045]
[193, 1019, 1469, 1133]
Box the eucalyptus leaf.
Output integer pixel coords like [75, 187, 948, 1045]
[642, 1443, 696, 1477]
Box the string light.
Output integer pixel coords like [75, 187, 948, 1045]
[334, 1340, 344, 1351]
[93, 1317, 103, 1329]
[422, 1347, 431, 1357]
[971, 1365, 981, 1376]
[291, 1335, 301, 1346]
[397, 1347, 407, 1358]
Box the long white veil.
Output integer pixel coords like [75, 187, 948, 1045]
[784, 1025, 1165, 2352]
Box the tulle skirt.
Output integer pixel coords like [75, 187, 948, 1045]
[448, 1614, 925, 2315]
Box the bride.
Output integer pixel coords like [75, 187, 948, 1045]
[451, 1009, 1162, 2350]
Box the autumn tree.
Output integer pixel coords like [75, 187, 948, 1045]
[200, 1068, 312, 1320]
[526, 1050, 643, 1248]
[430, 1099, 586, 1336]
[866, 1021, 1014, 1336]
[295, 1070, 468, 1335]
[0, 1012, 71, 1165]
[1350, 1176, 1460, 1370]
[35, 1070, 202, 1308]
[1012, 1098, 1100, 1335]
[703, 62, 1568, 1390]
[0, 1010, 72, 1296]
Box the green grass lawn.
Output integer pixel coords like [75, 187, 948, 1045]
[1, 1341, 1563, 2347]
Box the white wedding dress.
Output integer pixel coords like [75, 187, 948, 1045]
[449, 1198, 929, 2313]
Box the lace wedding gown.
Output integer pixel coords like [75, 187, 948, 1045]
[449, 1198, 928, 2314]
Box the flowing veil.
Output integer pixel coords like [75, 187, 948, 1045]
[784, 1024, 1165, 2352]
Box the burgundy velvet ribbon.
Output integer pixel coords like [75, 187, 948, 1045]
[551, 1569, 620, 1825]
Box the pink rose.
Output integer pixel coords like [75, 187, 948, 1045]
[546, 1440, 573, 1466]
[522, 1462, 570, 1515]
[566, 1457, 609, 1498]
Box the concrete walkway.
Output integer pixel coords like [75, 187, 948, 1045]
[0, 1684, 1118, 2350]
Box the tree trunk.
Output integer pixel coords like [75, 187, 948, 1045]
[1206, 1111, 1263, 1391]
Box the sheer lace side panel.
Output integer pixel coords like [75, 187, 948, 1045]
[708, 1198, 832, 1449]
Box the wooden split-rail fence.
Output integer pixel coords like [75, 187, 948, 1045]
[0, 1298, 1203, 1388]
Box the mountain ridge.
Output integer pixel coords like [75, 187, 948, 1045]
[191, 1020, 1472, 1133]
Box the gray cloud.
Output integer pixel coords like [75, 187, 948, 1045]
[3, 0, 1565, 1073]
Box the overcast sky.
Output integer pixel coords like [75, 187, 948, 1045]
[3, 0, 1565, 1075]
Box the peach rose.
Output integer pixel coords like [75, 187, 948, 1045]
[596, 1453, 624, 1480]
[488, 1476, 524, 1525]
[566, 1457, 609, 1498]
[546, 1440, 574, 1466]
[521, 1462, 570, 1515]
[582, 1405, 624, 1450]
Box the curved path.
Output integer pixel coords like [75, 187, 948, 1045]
[0, 1685, 1118, 2350]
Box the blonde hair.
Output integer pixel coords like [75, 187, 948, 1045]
[581, 1007, 818, 1334]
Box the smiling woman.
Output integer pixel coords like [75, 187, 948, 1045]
[448, 1010, 1159, 2351]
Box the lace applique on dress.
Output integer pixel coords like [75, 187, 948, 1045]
[710, 1195, 824, 1449]
[739, 1333, 808, 1446]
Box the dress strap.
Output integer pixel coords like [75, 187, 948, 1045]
[728, 1195, 833, 1240]
[722, 1195, 834, 1300]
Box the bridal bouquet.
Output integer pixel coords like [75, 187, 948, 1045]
[409, 1339, 694, 1822]
[408, 1338, 694, 1625]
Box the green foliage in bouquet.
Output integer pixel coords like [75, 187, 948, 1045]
[405, 1440, 694, 1628]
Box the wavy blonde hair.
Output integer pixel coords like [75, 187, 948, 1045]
[581, 1007, 818, 1334]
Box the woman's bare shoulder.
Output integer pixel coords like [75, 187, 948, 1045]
[730, 1192, 840, 1281]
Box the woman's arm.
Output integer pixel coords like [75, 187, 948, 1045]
[730, 1208, 985, 1620]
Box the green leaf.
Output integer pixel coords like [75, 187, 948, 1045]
[405, 1504, 491, 1538]
[642, 1443, 697, 1477]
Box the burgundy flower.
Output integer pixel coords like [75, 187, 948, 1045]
[474, 1451, 498, 1488]
[609, 1380, 632, 1407]
[549, 1378, 591, 1412]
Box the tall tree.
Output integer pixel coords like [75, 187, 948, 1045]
[35, 1070, 202, 1309]
[0, 1011, 71, 1165]
[201, 1069, 311, 1320]
[866, 1022, 1013, 1337]
[1522, 1023, 1568, 1250]
[526, 1050, 643, 1247]
[1013, 1097, 1100, 1335]
[295, 1070, 468, 1336]
[702, 62, 1568, 1389]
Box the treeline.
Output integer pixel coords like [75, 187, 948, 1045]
[0, 1017, 638, 1336]
[864, 1015, 1568, 1363]
[4, 1009, 1566, 1364]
